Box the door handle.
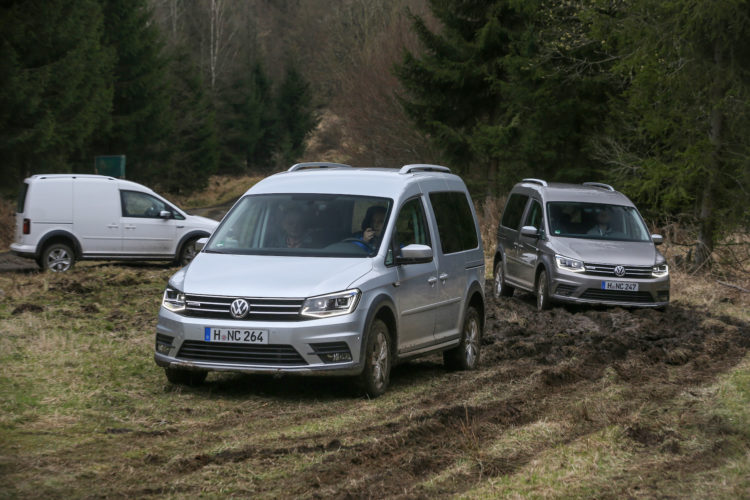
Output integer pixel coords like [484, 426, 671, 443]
[439, 273, 448, 283]
[176, 225, 184, 228]
[107, 224, 118, 229]
[427, 276, 438, 286]
[124, 225, 136, 230]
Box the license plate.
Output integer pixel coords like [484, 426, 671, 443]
[204, 327, 269, 344]
[601, 281, 639, 292]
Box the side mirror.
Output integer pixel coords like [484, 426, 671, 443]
[520, 225, 540, 238]
[159, 210, 172, 219]
[651, 234, 663, 246]
[195, 237, 208, 252]
[395, 244, 433, 265]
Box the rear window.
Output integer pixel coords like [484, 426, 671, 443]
[429, 191, 479, 254]
[16, 183, 28, 213]
[501, 193, 528, 230]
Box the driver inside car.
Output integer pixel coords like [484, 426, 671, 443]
[276, 208, 312, 248]
[352, 205, 386, 251]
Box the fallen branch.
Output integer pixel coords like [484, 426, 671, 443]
[717, 280, 750, 293]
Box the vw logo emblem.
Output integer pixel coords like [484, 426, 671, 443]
[614, 265, 626, 277]
[229, 298, 250, 319]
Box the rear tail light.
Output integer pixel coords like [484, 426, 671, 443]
[23, 218, 30, 234]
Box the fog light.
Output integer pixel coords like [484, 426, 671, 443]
[310, 341, 352, 363]
[322, 352, 352, 363]
[156, 333, 173, 354]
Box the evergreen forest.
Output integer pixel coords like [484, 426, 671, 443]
[1, 0, 749, 266]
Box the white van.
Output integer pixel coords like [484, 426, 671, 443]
[10, 174, 218, 272]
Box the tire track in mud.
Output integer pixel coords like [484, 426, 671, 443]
[144, 293, 749, 499]
[298, 296, 749, 498]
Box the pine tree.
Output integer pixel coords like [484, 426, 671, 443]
[0, 0, 112, 193]
[219, 61, 277, 174]
[395, 0, 610, 193]
[597, 0, 750, 268]
[162, 48, 219, 193]
[94, 0, 171, 185]
[275, 64, 317, 166]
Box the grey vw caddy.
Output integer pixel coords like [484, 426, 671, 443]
[155, 163, 485, 396]
[493, 179, 669, 310]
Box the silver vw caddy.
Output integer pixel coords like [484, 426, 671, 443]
[155, 163, 485, 397]
[493, 179, 669, 310]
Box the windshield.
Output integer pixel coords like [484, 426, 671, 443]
[206, 193, 393, 257]
[547, 202, 650, 242]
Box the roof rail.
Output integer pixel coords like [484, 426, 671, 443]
[583, 182, 615, 192]
[288, 162, 352, 172]
[399, 164, 451, 175]
[522, 178, 548, 187]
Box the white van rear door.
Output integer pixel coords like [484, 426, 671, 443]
[73, 178, 122, 254]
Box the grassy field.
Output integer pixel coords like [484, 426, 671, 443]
[0, 260, 748, 498]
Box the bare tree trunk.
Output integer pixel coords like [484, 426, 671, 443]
[694, 40, 725, 270]
[170, 0, 178, 39]
[207, 0, 238, 93]
[486, 159, 498, 200]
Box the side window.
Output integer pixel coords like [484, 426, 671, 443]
[121, 190, 169, 218]
[501, 193, 529, 230]
[429, 191, 479, 254]
[524, 200, 543, 229]
[388, 197, 431, 263]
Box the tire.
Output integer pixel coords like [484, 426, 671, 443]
[164, 367, 207, 386]
[41, 242, 75, 272]
[493, 260, 514, 298]
[536, 269, 551, 311]
[178, 238, 200, 266]
[358, 319, 391, 398]
[444, 306, 482, 371]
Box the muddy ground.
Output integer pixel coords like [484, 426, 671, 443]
[258, 289, 750, 498]
[1, 264, 748, 498]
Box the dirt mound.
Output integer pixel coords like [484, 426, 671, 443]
[483, 295, 748, 386]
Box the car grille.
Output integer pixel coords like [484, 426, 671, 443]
[580, 289, 655, 303]
[178, 340, 307, 365]
[584, 263, 652, 278]
[183, 294, 304, 321]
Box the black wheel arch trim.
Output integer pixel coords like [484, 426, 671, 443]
[463, 280, 486, 330]
[493, 250, 504, 272]
[37, 230, 82, 259]
[358, 294, 398, 370]
[176, 230, 211, 258]
[536, 255, 554, 284]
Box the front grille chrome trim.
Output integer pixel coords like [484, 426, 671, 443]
[182, 293, 305, 321]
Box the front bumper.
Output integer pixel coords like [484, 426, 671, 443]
[154, 306, 367, 376]
[549, 267, 670, 308]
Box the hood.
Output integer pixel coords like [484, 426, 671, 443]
[178, 252, 373, 298]
[187, 214, 220, 229]
[550, 237, 659, 266]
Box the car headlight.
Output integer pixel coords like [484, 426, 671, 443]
[555, 255, 585, 273]
[652, 263, 669, 277]
[301, 289, 360, 318]
[162, 286, 186, 313]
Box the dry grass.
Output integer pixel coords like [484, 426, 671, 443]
[168, 174, 266, 210]
[0, 259, 748, 498]
[0, 197, 15, 251]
